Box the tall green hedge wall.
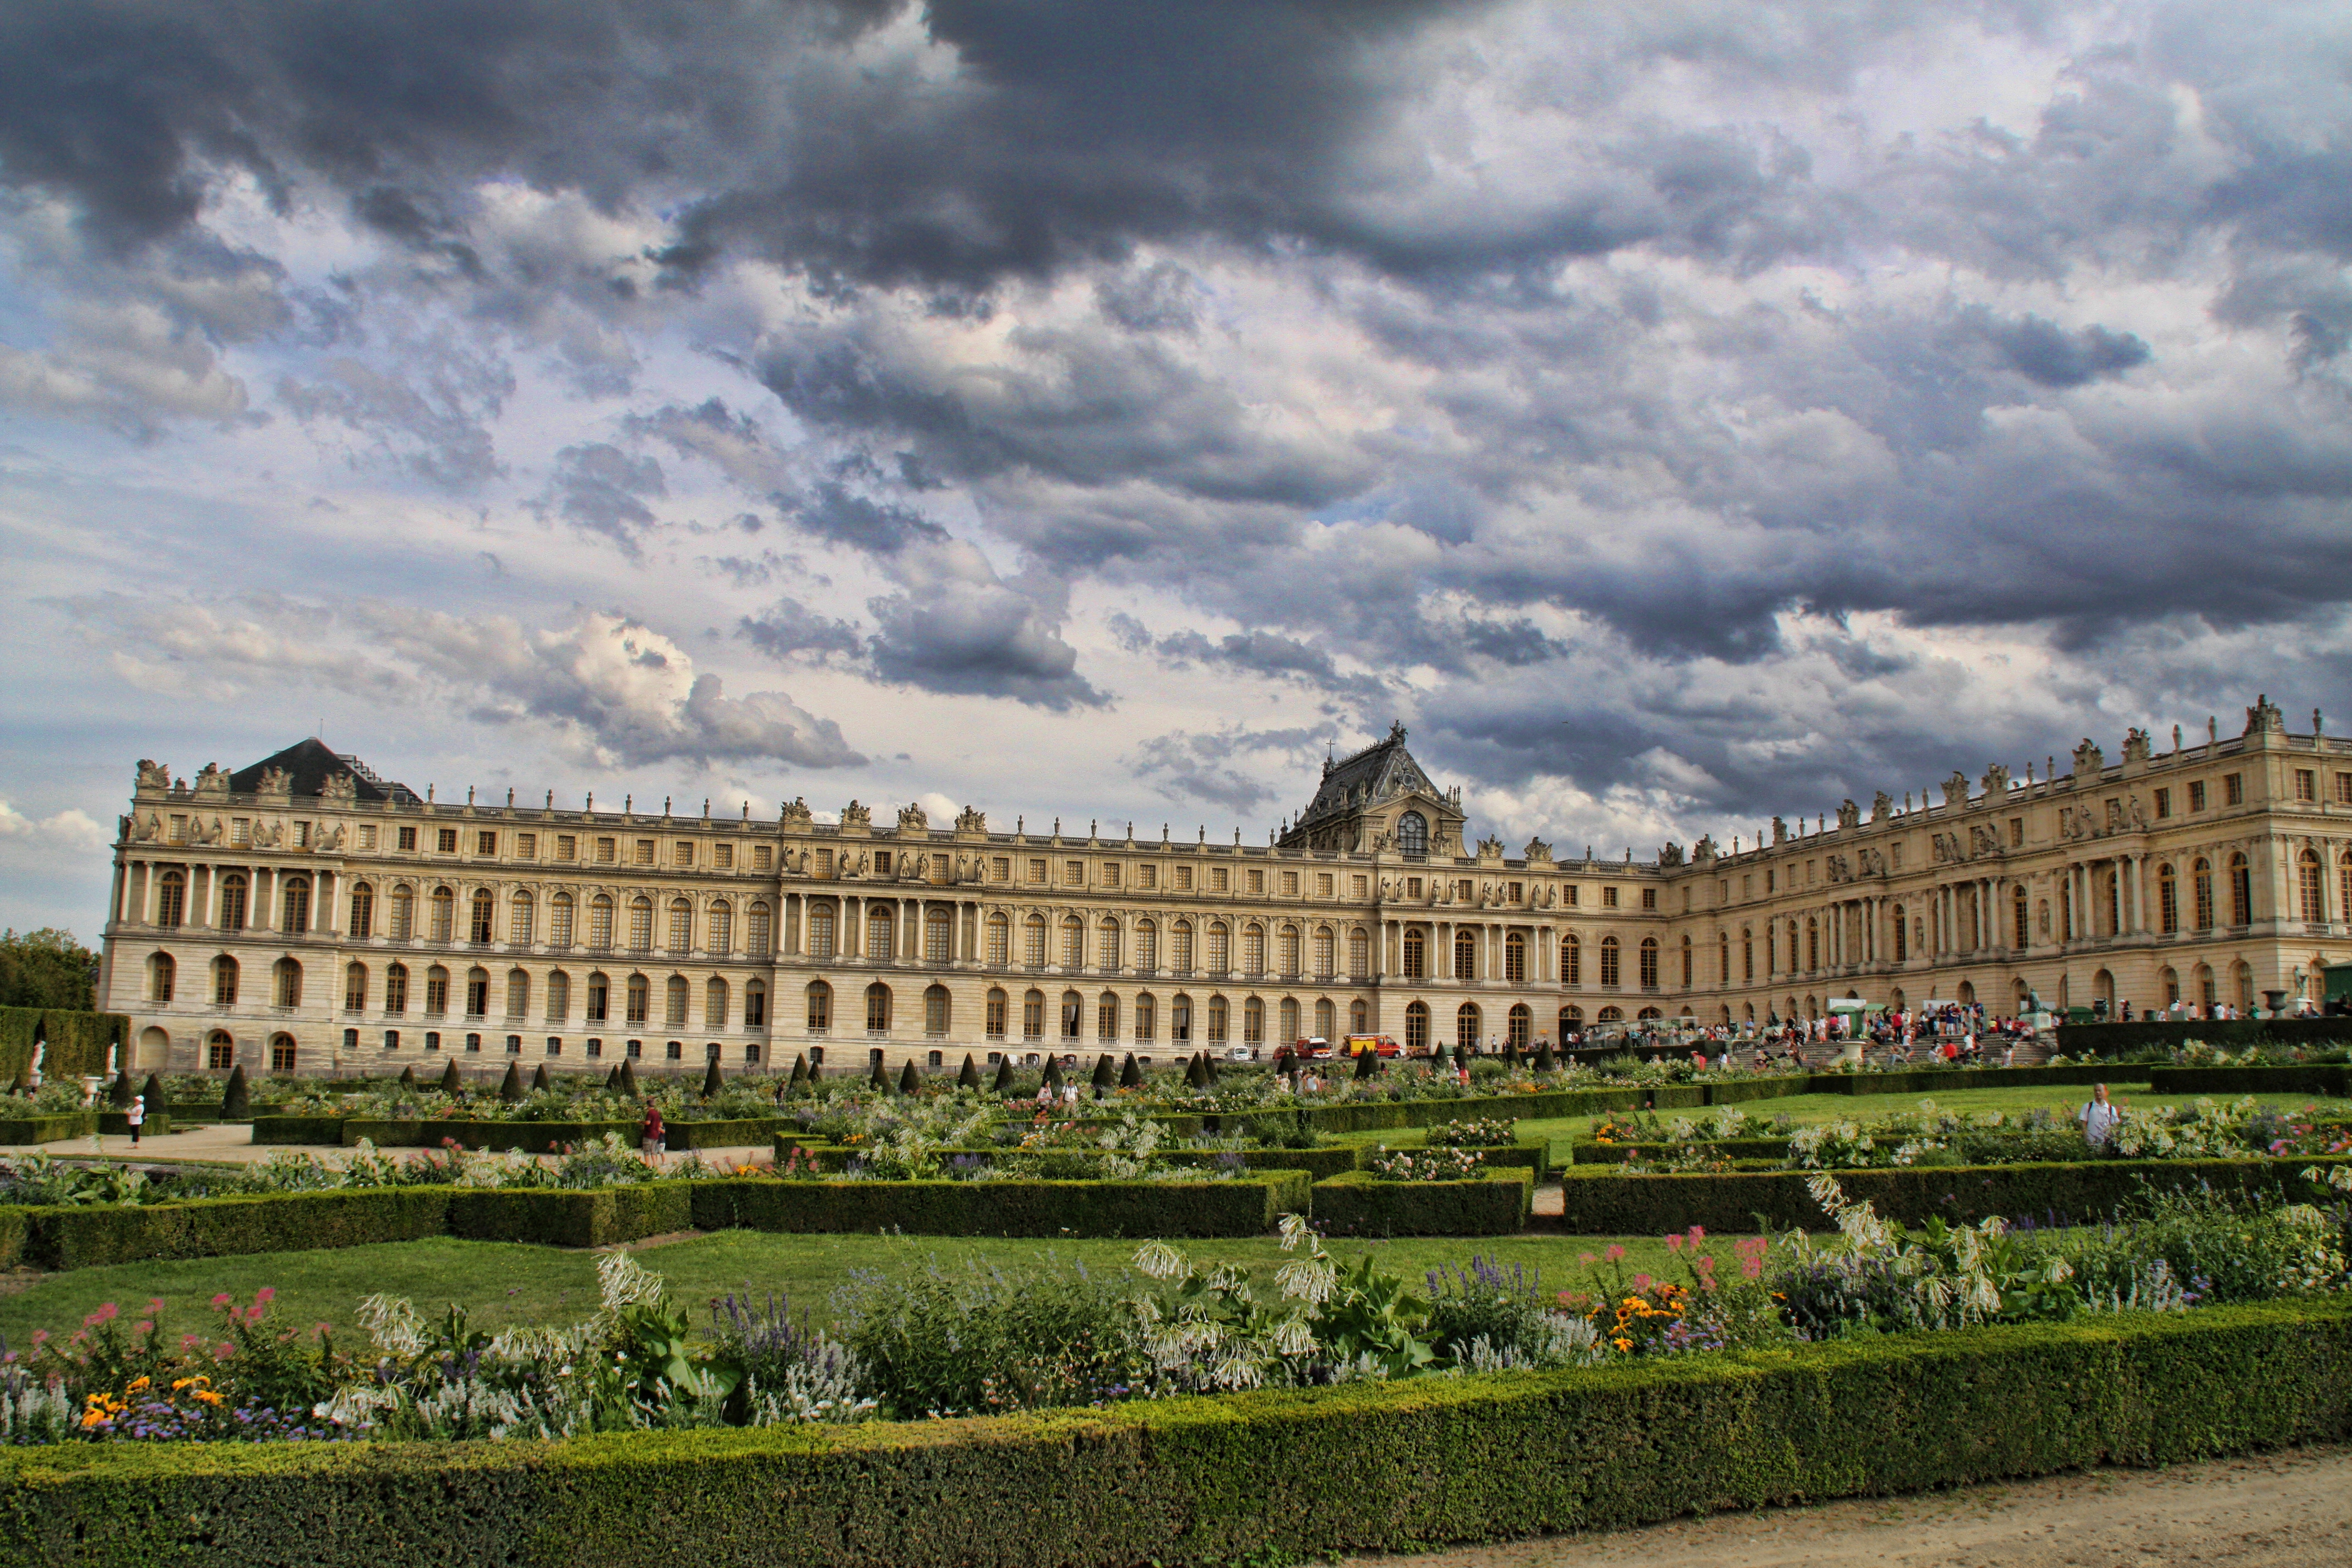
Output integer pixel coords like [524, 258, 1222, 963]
[0, 1006, 131, 1087]
[2, 1298, 2347, 1568]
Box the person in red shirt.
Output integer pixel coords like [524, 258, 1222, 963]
[640, 1102, 665, 1161]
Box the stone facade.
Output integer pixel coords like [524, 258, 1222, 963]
[98, 705, 2352, 1077]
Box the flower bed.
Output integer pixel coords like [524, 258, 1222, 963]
[1552, 1155, 2352, 1235]
[7, 1296, 2350, 1567]
[1312, 1169, 1533, 1237]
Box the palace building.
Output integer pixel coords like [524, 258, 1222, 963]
[98, 700, 2352, 1077]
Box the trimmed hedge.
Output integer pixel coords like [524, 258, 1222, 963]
[2147, 1065, 2352, 1098]
[12, 1299, 2346, 1568]
[1311, 1170, 1533, 1237]
[0, 1207, 24, 1270]
[1571, 1137, 1790, 1165]
[247, 1116, 347, 1146]
[1552, 1153, 2352, 1235]
[20, 1188, 451, 1270]
[444, 1184, 696, 1249]
[795, 1145, 1365, 1180]
[95, 1113, 170, 1139]
[0, 1113, 94, 1144]
[2061, 1019, 2352, 1056]
[0, 1005, 129, 1087]
[689, 1172, 1311, 1239]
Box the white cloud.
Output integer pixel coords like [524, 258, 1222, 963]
[0, 803, 107, 852]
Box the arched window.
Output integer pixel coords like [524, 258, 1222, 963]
[1717, 932, 1728, 986]
[1243, 923, 1265, 977]
[344, 962, 368, 1012]
[1313, 926, 1333, 980]
[628, 896, 654, 951]
[1060, 988, 1084, 1039]
[1805, 918, 1819, 971]
[1639, 937, 1660, 990]
[1206, 994, 1229, 1044]
[1397, 811, 1428, 856]
[1170, 992, 1192, 1042]
[200, 949, 241, 1008]
[389, 884, 415, 940]
[1098, 917, 1120, 971]
[1562, 933, 1580, 986]
[1279, 924, 1300, 978]
[509, 892, 534, 948]
[807, 980, 832, 1032]
[281, 876, 312, 934]
[1741, 925, 1755, 979]
[927, 985, 951, 1036]
[149, 951, 177, 1003]
[1098, 990, 1119, 1041]
[155, 870, 186, 928]
[1453, 929, 1476, 981]
[986, 986, 1009, 1038]
[1403, 928, 1426, 979]
[274, 956, 302, 1008]
[549, 892, 574, 949]
[1455, 1002, 1480, 1053]
[669, 899, 694, 954]
[868, 907, 894, 961]
[1136, 919, 1159, 973]
[1023, 914, 1047, 968]
[582, 971, 607, 1023]
[1173, 919, 1195, 974]
[1348, 999, 1368, 1033]
[546, 970, 570, 1022]
[2299, 850, 2323, 923]
[1404, 999, 1430, 1053]
[428, 886, 456, 943]
[742, 979, 765, 1028]
[809, 904, 837, 960]
[1022, 988, 1046, 1039]
[705, 977, 729, 1030]
[1137, 992, 1158, 1041]
[384, 962, 408, 1014]
[1062, 915, 1085, 970]
[424, 963, 450, 1015]
[2343, 854, 2352, 931]
[987, 912, 1010, 967]
[1243, 996, 1265, 1044]
[269, 1034, 297, 1074]
[206, 1030, 235, 1071]
[460, 889, 488, 945]
[2191, 859, 2213, 930]
[1505, 932, 1527, 984]
[1597, 1006, 1623, 1023]
[219, 873, 247, 932]
[464, 965, 489, 1017]
[1598, 935, 1620, 988]
[625, 973, 650, 1025]
[1348, 927, 1369, 980]
[2154, 867, 2176, 935]
[1207, 921, 1231, 974]
[747, 902, 771, 957]
[708, 901, 732, 956]
[1558, 1004, 1582, 1038]
[584, 894, 611, 949]
[927, 907, 954, 964]
[665, 974, 689, 1027]
[348, 881, 374, 939]
[1678, 935, 1692, 988]
[2229, 852, 2252, 927]
[507, 968, 530, 1019]
[1507, 1002, 1531, 1049]
[1313, 997, 1334, 1038]
[2011, 886, 2028, 949]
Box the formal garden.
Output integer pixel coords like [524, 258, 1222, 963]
[4, 1005, 2352, 1565]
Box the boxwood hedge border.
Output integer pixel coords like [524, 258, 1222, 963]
[1311, 1169, 1533, 1236]
[2, 1297, 2346, 1568]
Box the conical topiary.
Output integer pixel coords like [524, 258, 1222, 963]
[498, 1060, 525, 1103]
[399, 1065, 418, 1090]
[109, 1069, 133, 1107]
[788, 1054, 810, 1091]
[1533, 1042, 1556, 1073]
[530, 1063, 552, 1093]
[438, 1058, 464, 1097]
[1451, 1043, 1469, 1072]
[1353, 1043, 1378, 1079]
[869, 1055, 891, 1092]
[898, 1060, 921, 1095]
[1091, 1053, 1115, 1096]
[703, 1057, 724, 1098]
[1204, 1050, 1221, 1084]
[957, 1053, 982, 1091]
[221, 1063, 250, 1119]
[1042, 1055, 1065, 1091]
[1503, 1039, 1522, 1068]
[1184, 1052, 1208, 1090]
[139, 1072, 165, 1114]
[992, 1055, 1017, 1095]
[1120, 1052, 1143, 1089]
[617, 1058, 640, 1098]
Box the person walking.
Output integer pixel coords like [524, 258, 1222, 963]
[126, 1093, 144, 1148]
[2076, 1084, 2122, 1151]
[639, 1101, 666, 1162]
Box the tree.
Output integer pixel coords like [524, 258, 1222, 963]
[498, 1061, 525, 1103]
[957, 1054, 982, 1091]
[530, 1063, 552, 1092]
[897, 1059, 921, 1094]
[221, 1064, 250, 1119]
[991, 1055, 1017, 1095]
[702, 1056, 724, 1097]
[438, 1058, 464, 1097]
[0, 928, 97, 1011]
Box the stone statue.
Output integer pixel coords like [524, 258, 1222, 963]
[1969, 823, 2003, 858]
[320, 771, 358, 801]
[1825, 853, 1849, 883]
[1872, 791, 1892, 823]
[193, 763, 230, 797]
[1835, 799, 1860, 831]
[251, 819, 282, 848]
[27, 1038, 43, 1089]
[1941, 771, 1970, 810]
[130, 811, 161, 843]
[1691, 834, 1716, 864]
[781, 797, 813, 830]
[2071, 738, 2104, 777]
[955, 805, 987, 835]
[1771, 816, 1788, 846]
[135, 760, 171, 793]
[257, 767, 292, 797]
[1979, 763, 2009, 799]
[2128, 795, 2148, 831]
[1523, 836, 1553, 862]
[840, 800, 872, 830]
[316, 823, 346, 852]
[1476, 834, 1505, 861]
[193, 815, 222, 846]
[1657, 841, 1684, 868]
[2121, 728, 2152, 764]
[2244, 694, 2285, 735]
[897, 803, 928, 833]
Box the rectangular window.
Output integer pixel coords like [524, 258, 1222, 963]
[2187, 780, 2207, 813]
[2338, 772, 2352, 805]
[1210, 867, 1228, 892]
[1507, 881, 1522, 903]
[878, 851, 895, 876]
[1640, 888, 1657, 910]
[1174, 865, 1193, 891]
[635, 839, 655, 865]
[1406, 876, 1422, 899]
[557, 834, 576, 860]
[1060, 859, 1080, 884]
[1317, 873, 1332, 897]
[1028, 858, 1047, 882]
[515, 833, 536, 858]
[1248, 869, 1264, 895]
[1103, 863, 1120, 888]
[713, 843, 732, 869]
[397, 825, 417, 851]
[1351, 875, 1366, 897]
[438, 827, 459, 853]
[477, 830, 497, 856]
[2224, 773, 2243, 806]
[815, 847, 834, 877]
[2154, 788, 2170, 820]
[230, 818, 251, 847]
[1139, 864, 1156, 890]
[2296, 769, 2317, 802]
[674, 840, 695, 866]
[358, 824, 378, 851]
[594, 836, 615, 864]
[753, 845, 771, 870]
[1602, 886, 1618, 909]
[2008, 817, 2023, 847]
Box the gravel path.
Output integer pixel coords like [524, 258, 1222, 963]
[1337, 1445, 2352, 1568]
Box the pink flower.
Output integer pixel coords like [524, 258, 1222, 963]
[210, 1294, 232, 1308]
[1578, 1253, 1597, 1265]
[1605, 1244, 1626, 1261]
[1687, 1225, 1705, 1242]
[253, 1287, 276, 1306]
[147, 1299, 165, 1317]
[1632, 1273, 1652, 1291]
[1665, 1234, 1683, 1253]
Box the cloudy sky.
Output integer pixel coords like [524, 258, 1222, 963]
[4, 0, 2350, 935]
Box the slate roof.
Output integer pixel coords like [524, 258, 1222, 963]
[1291, 723, 1440, 832]
[230, 738, 421, 804]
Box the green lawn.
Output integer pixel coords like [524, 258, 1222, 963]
[0, 1229, 1691, 1351]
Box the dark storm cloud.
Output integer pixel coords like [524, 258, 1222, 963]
[538, 442, 667, 552]
[1964, 308, 2152, 388]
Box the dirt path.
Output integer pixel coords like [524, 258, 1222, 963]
[1340, 1445, 2352, 1568]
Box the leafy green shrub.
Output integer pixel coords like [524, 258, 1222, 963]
[1313, 1170, 1531, 1237]
[836, 1256, 1146, 1417]
[1426, 1117, 1518, 1148]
